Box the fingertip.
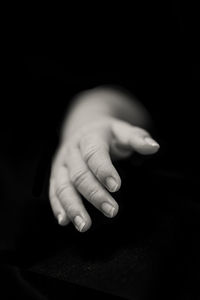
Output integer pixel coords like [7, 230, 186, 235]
[143, 137, 160, 154]
[106, 176, 121, 193]
[130, 136, 160, 155]
[81, 218, 92, 232]
[58, 214, 63, 224]
[57, 213, 69, 226]
[73, 215, 92, 232]
[101, 201, 119, 218]
[144, 137, 160, 148]
[113, 202, 119, 218]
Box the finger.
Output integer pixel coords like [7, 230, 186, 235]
[49, 177, 70, 226]
[110, 140, 133, 159]
[79, 135, 121, 192]
[66, 146, 119, 218]
[54, 165, 92, 232]
[111, 120, 160, 155]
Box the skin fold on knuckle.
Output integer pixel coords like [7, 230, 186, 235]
[71, 169, 89, 188]
[93, 163, 107, 179]
[55, 183, 71, 199]
[82, 144, 101, 164]
[88, 189, 100, 204]
[80, 132, 105, 156]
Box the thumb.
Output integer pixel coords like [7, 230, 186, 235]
[111, 120, 160, 155]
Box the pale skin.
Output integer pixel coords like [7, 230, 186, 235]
[49, 87, 160, 232]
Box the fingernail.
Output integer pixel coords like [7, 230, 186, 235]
[101, 202, 115, 218]
[145, 137, 160, 148]
[106, 177, 118, 192]
[74, 215, 86, 232]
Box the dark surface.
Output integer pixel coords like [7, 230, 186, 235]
[1, 156, 200, 299]
[24, 160, 200, 299]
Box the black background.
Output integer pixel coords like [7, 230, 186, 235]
[1, 2, 200, 299]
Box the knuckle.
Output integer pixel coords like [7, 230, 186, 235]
[71, 169, 89, 187]
[93, 163, 107, 178]
[65, 203, 76, 215]
[88, 189, 100, 202]
[83, 144, 100, 163]
[55, 183, 71, 198]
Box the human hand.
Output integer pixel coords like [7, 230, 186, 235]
[49, 117, 159, 232]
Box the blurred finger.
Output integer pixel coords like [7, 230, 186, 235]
[111, 120, 160, 155]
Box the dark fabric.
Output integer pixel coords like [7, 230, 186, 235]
[1, 159, 200, 299]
